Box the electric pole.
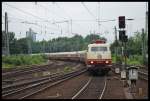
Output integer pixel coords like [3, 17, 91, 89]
[70, 19, 72, 34]
[27, 28, 32, 54]
[43, 39, 45, 53]
[5, 12, 10, 56]
[67, 21, 69, 35]
[145, 3, 148, 35]
[61, 29, 62, 35]
[98, 2, 100, 33]
[5, 12, 7, 55]
[90, 30, 92, 34]
[142, 28, 146, 65]
[145, 6, 148, 60]
[114, 26, 118, 64]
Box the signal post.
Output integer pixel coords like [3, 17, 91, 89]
[118, 16, 128, 87]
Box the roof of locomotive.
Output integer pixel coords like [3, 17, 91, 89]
[88, 43, 110, 47]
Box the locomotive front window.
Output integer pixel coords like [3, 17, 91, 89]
[91, 47, 98, 51]
[91, 47, 107, 52]
[99, 47, 107, 51]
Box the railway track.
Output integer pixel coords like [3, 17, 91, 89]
[2, 66, 87, 99]
[2, 62, 54, 74]
[2, 61, 78, 85]
[2, 63, 82, 93]
[2, 61, 72, 79]
[72, 76, 107, 99]
[138, 71, 148, 81]
[2, 60, 62, 73]
[2, 70, 68, 95]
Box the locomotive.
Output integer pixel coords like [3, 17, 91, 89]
[46, 40, 112, 74]
[85, 40, 112, 74]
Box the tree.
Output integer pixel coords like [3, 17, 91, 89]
[111, 31, 143, 56]
[16, 38, 28, 54]
[2, 31, 108, 54]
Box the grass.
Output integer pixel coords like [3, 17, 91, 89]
[2, 54, 48, 69]
[112, 54, 143, 65]
[64, 66, 73, 73]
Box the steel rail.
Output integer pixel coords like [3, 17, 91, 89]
[2, 68, 87, 99]
[99, 77, 107, 99]
[20, 68, 87, 99]
[71, 77, 92, 99]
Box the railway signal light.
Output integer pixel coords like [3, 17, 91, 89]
[119, 30, 128, 42]
[123, 35, 128, 42]
[118, 16, 125, 28]
[119, 30, 125, 41]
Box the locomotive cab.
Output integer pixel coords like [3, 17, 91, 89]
[86, 40, 112, 74]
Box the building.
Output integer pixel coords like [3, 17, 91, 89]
[26, 28, 37, 42]
[26, 28, 37, 54]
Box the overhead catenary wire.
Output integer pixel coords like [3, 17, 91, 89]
[81, 2, 97, 21]
[3, 3, 61, 31]
[1, 17, 62, 38]
[53, 2, 97, 35]
[53, 2, 73, 34]
[2, 14, 60, 31]
[36, 3, 71, 33]
[3, 2, 145, 41]
[2, 19, 59, 41]
[51, 2, 79, 35]
[4, 3, 45, 21]
[38, 3, 68, 20]
[54, 2, 72, 19]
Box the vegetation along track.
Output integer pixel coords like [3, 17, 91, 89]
[72, 76, 107, 99]
[2, 65, 87, 99]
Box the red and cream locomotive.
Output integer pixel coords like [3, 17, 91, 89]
[85, 40, 112, 74]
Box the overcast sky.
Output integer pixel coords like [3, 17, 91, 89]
[2, 2, 148, 43]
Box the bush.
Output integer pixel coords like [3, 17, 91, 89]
[112, 54, 143, 65]
[112, 54, 122, 64]
[64, 66, 72, 73]
[2, 54, 48, 68]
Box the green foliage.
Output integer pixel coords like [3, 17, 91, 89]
[112, 54, 143, 65]
[126, 56, 141, 65]
[64, 66, 73, 73]
[111, 31, 148, 65]
[111, 31, 145, 55]
[128, 55, 143, 65]
[112, 54, 122, 64]
[2, 31, 106, 54]
[2, 55, 47, 68]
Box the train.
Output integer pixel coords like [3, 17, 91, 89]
[45, 40, 112, 75]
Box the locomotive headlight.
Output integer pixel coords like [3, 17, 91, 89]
[91, 61, 94, 64]
[105, 61, 109, 63]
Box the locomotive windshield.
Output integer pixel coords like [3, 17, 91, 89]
[91, 47, 107, 52]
